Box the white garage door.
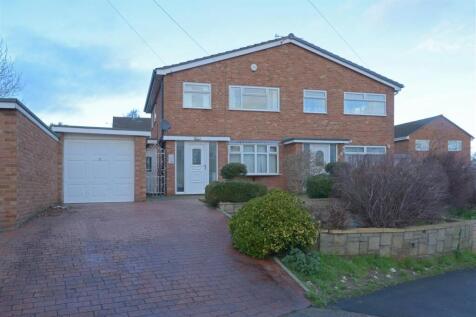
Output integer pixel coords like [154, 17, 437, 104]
[64, 136, 135, 203]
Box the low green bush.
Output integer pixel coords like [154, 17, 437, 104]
[220, 163, 247, 180]
[306, 174, 333, 198]
[204, 180, 267, 207]
[229, 190, 317, 259]
[282, 248, 320, 275]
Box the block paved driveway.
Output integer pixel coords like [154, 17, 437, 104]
[0, 198, 309, 317]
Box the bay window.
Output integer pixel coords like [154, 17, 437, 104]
[229, 85, 279, 111]
[228, 143, 278, 175]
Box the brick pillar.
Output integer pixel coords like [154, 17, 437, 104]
[134, 137, 146, 201]
[0, 111, 18, 231]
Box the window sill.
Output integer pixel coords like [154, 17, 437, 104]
[343, 113, 387, 117]
[304, 111, 328, 115]
[182, 106, 212, 110]
[228, 108, 280, 113]
[246, 173, 281, 177]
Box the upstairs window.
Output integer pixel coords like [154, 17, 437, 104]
[303, 90, 327, 113]
[229, 143, 278, 175]
[448, 140, 462, 152]
[229, 85, 279, 111]
[344, 92, 386, 116]
[183, 82, 211, 109]
[415, 139, 430, 152]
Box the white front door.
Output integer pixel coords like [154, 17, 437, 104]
[309, 144, 330, 174]
[184, 142, 209, 194]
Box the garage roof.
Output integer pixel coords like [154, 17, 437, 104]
[51, 125, 151, 137]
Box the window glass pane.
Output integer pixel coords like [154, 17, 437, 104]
[415, 140, 430, 151]
[243, 94, 267, 109]
[257, 145, 267, 153]
[230, 145, 241, 152]
[367, 101, 385, 115]
[184, 83, 210, 92]
[345, 93, 364, 100]
[269, 146, 277, 153]
[257, 154, 267, 173]
[209, 143, 217, 182]
[243, 154, 255, 173]
[192, 148, 201, 165]
[345, 146, 365, 153]
[330, 144, 337, 162]
[146, 157, 152, 172]
[176, 142, 184, 192]
[366, 93, 385, 101]
[304, 98, 326, 113]
[268, 89, 279, 110]
[184, 92, 210, 108]
[269, 154, 278, 173]
[304, 90, 326, 98]
[448, 140, 462, 151]
[229, 87, 241, 108]
[243, 145, 255, 152]
[367, 147, 386, 154]
[229, 154, 241, 162]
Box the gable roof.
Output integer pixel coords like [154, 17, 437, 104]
[112, 116, 151, 131]
[144, 33, 403, 113]
[394, 115, 474, 140]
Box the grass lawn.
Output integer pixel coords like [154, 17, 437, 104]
[281, 249, 476, 307]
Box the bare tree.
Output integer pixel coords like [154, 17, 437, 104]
[0, 40, 21, 97]
[126, 109, 140, 118]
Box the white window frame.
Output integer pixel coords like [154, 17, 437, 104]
[303, 89, 327, 114]
[182, 82, 211, 109]
[448, 140, 462, 152]
[344, 92, 387, 116]
[415, 139, 430, 152]
[228, 85, 280, 112]
[344, 145, 387, 155]
[228, 143, 279, 175]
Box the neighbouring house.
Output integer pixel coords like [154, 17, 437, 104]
[394, 115, 473, 161]
[143, 33, 404, 195]
[0, 99, 150, 231]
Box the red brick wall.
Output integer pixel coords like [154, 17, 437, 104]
[15, 111, 60, 224]
[134, 137, 146, 201]
[397, 117, 472, 161]
[160, 43, 394, 145]
[0, 109, 60, 230]
[0, 110, 18, 229]
[156, 43, 396, 193]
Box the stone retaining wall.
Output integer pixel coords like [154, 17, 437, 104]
[218, 202, 245, 216]
[320, 220, 476, 258]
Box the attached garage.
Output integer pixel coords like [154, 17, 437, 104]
[52, 126, 150, 204]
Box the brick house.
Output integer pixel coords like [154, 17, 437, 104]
[394, 115, 473, 161]
[143, 34, 404, 195]
[0, 99, 150, 231]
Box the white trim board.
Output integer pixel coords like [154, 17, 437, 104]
[394, 137, 410, 142]
[163, 135, 230, 141]
[283, 139, 351, 145]
[0, 101, 59, 141]
[52, 126, 151, 137]
[155, 38, 402, 91]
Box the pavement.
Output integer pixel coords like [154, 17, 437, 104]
[0, 199, 309, 316]
[334, 269, 476, 317]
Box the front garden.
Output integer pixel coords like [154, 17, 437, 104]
[204, 153, 476, 306]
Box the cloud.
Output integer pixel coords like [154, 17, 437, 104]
[414, 22, 475, 53]
[7, 28, 151, 116]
